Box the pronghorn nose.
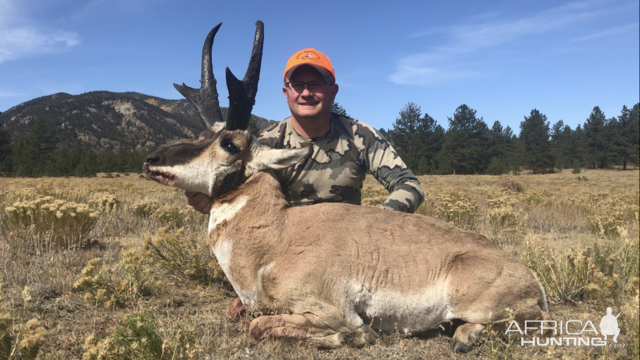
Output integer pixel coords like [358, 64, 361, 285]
[145, 155, 161, 164]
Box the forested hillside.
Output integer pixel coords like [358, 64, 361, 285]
[0, 91, 277, 177]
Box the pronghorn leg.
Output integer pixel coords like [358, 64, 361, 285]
[451, 323, 485, 353]
[250, 314, 344, 348]
[249, 313, 376, 348]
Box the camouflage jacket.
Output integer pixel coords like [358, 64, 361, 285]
[258, 113, 424, 213]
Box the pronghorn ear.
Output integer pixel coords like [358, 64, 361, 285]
[248, 145, 311, 172]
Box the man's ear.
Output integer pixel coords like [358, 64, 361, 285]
[332, 83, 339, 97]
[247, 146, 311, 172]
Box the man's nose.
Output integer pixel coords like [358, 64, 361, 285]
[299, 85, 313, 96]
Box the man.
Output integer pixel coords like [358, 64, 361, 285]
[599, 307, 620, 343]
[187, 48, 424, 214]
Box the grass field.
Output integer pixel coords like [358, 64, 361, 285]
[0, 169, 638, 359]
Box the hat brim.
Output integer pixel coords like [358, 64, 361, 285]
[285, 64, 334, 83]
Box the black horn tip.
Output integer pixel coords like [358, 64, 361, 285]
[209, 22, 223, 35]
[225, 67, 241, 86]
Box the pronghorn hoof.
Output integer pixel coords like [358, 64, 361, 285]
[452, 340, 472, 353]
[229, 297, 246, 319]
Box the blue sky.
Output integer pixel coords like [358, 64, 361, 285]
[0, 0, 638, 133]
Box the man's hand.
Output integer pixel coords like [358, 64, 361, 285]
[185, 191, 212, 214]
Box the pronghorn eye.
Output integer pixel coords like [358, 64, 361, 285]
[221, 139, 240, 154]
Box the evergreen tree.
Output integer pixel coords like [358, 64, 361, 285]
[519, 109, 554, 174]
[570, 125, 589, 170]
[600, 117, 621, 168]
[616, 104, 640, 169]
[584, 106, 608, 169]
[330, 102, 350, 117]
[407, 113, 444, 174]
[75, 148, 98, 177]
[51, 146, 74, 176]
[248, 118, 261, 137]
[486, 121, 516, 175]
[0, 121, 11, 175]
[438, 104, 490, 174]
[11, 117, 57, 176]
[389, 102, 421, 157]
[550, 120, 574, 169]
[100, 149, 118, 174]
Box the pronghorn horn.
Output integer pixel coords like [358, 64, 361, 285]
[173, 23, 224, 130]
[225, 20, 264, 131]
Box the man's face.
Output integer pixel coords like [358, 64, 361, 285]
[283, 65, 338, 120]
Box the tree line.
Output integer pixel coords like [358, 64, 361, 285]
[0, 103, 638, 177]
[380, 102, 639, 175]
[0, 117, 154, 177]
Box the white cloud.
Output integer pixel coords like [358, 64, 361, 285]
[570, 23, 639, 42]
[0, 90, 27, 97]
[389, 0, 637, 86]
[0, 0, 80, 63]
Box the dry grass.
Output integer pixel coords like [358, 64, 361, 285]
[0, 169, 638, 359]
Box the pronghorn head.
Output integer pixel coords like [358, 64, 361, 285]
[144, 21, 308, 197]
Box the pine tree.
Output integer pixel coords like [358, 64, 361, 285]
[486, 121, 515, 175]
[75, 148, 98, 177]
[584, 106, 608, 169]
[0, 121, 11, 175]
[438, 104, 490, 174]
[407, 113, 444, 174]
[389, 102, 421, 156]
[570, 125, 589, 170]
[330, 102, 350, 118]
[519, 109, 554, 174]
[616, 104, 640, 169]
[11, 117, 57, 176]
[51, 146, 73, 176]
[550, 120, 574, 169]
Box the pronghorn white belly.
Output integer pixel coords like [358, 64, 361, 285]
[346, 280, 453, 334]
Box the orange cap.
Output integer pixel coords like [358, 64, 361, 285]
[283, 48, 335, 83]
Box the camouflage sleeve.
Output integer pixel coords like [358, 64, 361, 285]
[356, 122, 425, 213]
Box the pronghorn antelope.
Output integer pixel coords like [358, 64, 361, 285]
[144, 21, 549, 352]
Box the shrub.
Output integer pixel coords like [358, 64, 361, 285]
[74, 253, 157, 308]
[17, 319, 49, 359]
[523, 234, 639, 305]
[434, 191, 479, 229]
[487, 206, 522, 229]
[150, 205, 184, 227]
[82, 310, 197, 360]
[132, 198, 161, 219]
[0, 285, 49, 360]
[588, 215, 622, 237]
[520, 191, 545, 206]
[2, 196, 99, 251]
[499, 177, 525, 193]
[88, 193, 119, 213]
[143, 227, 222, 284]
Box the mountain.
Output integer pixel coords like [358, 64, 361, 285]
[121, 92, 278, 131]
[0, 91, 278, 150]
